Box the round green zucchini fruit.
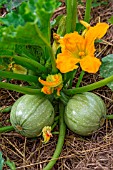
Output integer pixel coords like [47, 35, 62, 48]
[64, 92, 106, 136]
[10, 94, 55, 138]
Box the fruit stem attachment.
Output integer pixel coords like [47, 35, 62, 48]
[43, 102, 66, 170]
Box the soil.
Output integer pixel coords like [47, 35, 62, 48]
[0, 1, 113, 169]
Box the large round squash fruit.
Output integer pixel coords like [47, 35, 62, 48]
[64, 92, 106, 136]
[10, 94, 55, 137]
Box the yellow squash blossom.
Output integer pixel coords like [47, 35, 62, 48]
[42, 126, 52, 143]
[8, 62, 27, 74]
[39, 73, 63, 96]
[56, 21, 109, 73]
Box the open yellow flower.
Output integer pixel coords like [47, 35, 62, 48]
[56, 21, 109, 73]
[39, 73, 63, 95]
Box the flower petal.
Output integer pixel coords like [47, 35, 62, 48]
[80, 56, 101, 73]
[42, 126, 52, 143]
[59, 32, 84, 53]
[80, 20, 90, 29]
[56, 84, 63, 96]
[39, 73, 62, 87]
[56, 51, 79, 73]
[41, 86, 53, 95]
[39, 74, 63, 95]
[85, 23, 109, 48]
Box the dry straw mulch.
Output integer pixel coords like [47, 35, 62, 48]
[0, 1, 113, 169]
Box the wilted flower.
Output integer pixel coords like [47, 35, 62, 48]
[42, 126, 52, 143]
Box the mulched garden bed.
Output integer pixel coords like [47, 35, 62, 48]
[0, 1, 113, 169]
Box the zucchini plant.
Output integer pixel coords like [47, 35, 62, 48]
[0, 0, 113, 169]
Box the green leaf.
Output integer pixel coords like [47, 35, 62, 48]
[0, 0, 61, 47]
[15, 44, 45, 62]
[57, 15, 66, 36]
[5, 0, 28, 11]
[0, 0, 7, 7]
[0, 0, 27, 9]
[5, 159, 16, 170]
[51, 14, 63, 29]
[0, 23, 48, 46]
[0, 43, 15, 55]
[100, 54, 113, 91]
[0, 152, 4, 170]
[108, 16, 113, 24]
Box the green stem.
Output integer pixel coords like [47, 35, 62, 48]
[54, 116, 59, 121]
[64, 69, 77, 88]
[0, 82, 43, 95]
[71, 0, 77, 32]
[1, 55, 47, 73]
[51, 120, 58, 131]
[105, 114, 113, 120]
[0, 126, 14, 133]
[34, 24, 50, 48]
[60, 91, 69, 105]
[84, 0, 93, 23]
[76, 70, 85, 88]
[0, 71, 38, 84]
[52, 132, 59, 135]
[63, 74, 113, 95]
[68, 69, 77, 88]
[48, 46, 58, 74]
[66, 0, 73, 33]
[0, 106, 12, 113]
[35, 21, 57, 74]
[43, 102, 66, 170]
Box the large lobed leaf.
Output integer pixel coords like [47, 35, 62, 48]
[0, 0, 61, 47]
[0, 0, 28, 11]
[100, 54, 113, 91]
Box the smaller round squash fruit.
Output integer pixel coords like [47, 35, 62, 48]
[64, 92, 106, 136]
[10, 94, 55, 137]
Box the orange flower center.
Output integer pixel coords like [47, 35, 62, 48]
[78, 51, 85, 58]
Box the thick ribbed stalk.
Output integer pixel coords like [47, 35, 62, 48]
[0, 82, 43, 95]
[84, 0, 92, 23]
[66, 0, 73, 33]
[60, 92, 70, 105]
[43, 102, 66, 170]
[0, 126, 14, 133]
[0, 71, 38, 84]
[1, 55, 47, 72]
[64, 75, 113, 95]
[48, 46, 58, 74]
[71, 0, 77, 32]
